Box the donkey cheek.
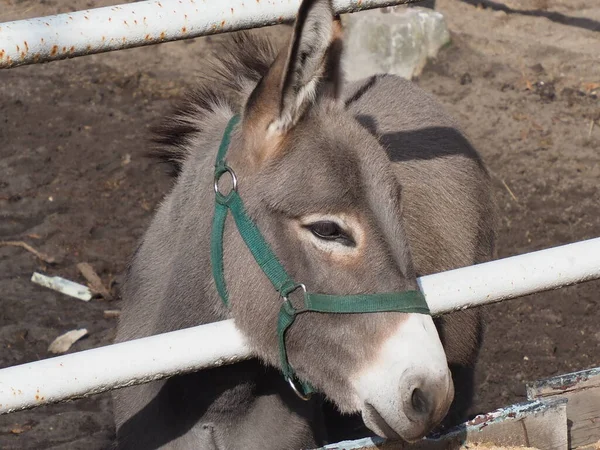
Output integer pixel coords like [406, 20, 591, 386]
[323, 250, 363, 266]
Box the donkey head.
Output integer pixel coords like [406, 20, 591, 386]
[217, 0, 453, 441]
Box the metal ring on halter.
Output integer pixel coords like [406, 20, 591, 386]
[281, 283, 307, 305]
[213, 166, 238, 197]
[286, 376, 312, 401]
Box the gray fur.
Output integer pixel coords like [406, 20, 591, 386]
[113, 0, 495, 447]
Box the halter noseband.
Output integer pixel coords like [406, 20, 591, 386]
[211, 115, 431, 400]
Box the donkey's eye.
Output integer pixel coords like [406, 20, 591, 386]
[306, 221, 355, 246]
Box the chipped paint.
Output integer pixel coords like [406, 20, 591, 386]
[315, 398, 568, 449]
[527, 366, 600, 398]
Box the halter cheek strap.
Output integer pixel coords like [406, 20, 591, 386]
[211, 115, 430, 400]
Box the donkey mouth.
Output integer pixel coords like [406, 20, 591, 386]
[362, 403, 402, 441]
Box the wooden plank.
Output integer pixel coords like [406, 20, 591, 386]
[527, 367, 600, 449]
[315, 398, 568, 450]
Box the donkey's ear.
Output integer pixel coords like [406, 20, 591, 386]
[244, 0, 342, 141]
[273, 0, 342, 132]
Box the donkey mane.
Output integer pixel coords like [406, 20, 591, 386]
[150, 32, 282, 176]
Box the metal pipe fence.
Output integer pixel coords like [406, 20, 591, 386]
[0, 0, 422, 68]
[1, 237, 599, 415]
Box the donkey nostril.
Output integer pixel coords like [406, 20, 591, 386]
[411, 388, 430, 415]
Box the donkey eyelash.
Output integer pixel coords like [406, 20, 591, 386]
[304, 221, 356, 247]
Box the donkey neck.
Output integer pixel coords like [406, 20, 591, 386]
[117, 360, 326, 449]
[141, 110, 241, 334]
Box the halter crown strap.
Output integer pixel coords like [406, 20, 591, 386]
[212, 116, 298, 305]
[211, 115, 430, 399]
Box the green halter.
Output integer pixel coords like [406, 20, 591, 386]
[211, 115, 431, 399]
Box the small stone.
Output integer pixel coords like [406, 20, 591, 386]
[48, 329, 88, 354]
[530, 63, 546, 75]
[534, 80, 556, 102]
[460, 73, 472, 85]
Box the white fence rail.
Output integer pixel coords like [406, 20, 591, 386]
[0, 0, 421, 69]
[1, 237, 599, 415]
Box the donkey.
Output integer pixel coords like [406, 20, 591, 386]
[112, 0, 495, 448]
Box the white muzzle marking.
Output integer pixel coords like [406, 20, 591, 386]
[351, 314, 453, 441]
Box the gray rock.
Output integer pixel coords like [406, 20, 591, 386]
[341, 6, 450, 81]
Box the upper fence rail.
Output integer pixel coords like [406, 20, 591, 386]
[0, 0, 422, 69]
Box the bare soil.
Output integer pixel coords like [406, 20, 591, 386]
[1, 0, 599, 448]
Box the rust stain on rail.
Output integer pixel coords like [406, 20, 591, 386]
[34, 389, 45, 402]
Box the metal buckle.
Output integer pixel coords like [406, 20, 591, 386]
[214, 166, 238, 197]
[286, 376, 312, 401]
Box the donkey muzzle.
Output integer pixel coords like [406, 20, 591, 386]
[352, 314, 453, 441]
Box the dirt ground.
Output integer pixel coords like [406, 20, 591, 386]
[1, 0, 599, 448]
